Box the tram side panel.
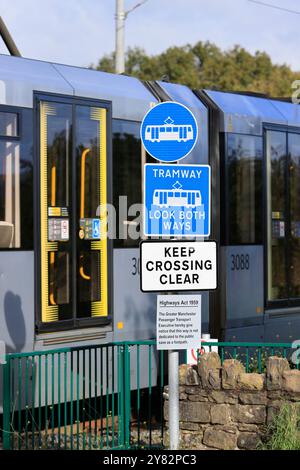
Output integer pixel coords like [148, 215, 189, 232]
[222, 246, 265, 341]
[202, 89, 300, 343]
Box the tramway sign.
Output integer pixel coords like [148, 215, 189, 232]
[140, 240, 217, 292]
[143, 163, 210, 237]
[140, 101, 198, 162]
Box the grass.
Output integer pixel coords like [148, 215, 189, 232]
[259, 403, 300, 450]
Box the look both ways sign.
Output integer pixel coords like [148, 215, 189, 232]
[144, 163, 210, 237]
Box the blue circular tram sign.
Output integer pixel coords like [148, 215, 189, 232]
[140, 101, 198, 162]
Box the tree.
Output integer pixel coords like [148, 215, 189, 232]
[92, 41, 298, 97]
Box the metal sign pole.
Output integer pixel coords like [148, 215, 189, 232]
[168, 349, 179, 450]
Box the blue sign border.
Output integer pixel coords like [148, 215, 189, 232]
[143, 163, 211, 238]
[140, 101, 199, 162]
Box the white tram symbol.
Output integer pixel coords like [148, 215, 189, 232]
[152, 183, 201, 208]
[145, 116, 194, 143]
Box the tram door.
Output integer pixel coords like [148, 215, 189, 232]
[37, 98, 109, 329]
[266, 129, 300, 305]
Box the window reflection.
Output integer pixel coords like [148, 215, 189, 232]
[289, 133, 300, 298]
[78, 251, 100, 306]
[0, 112, 18, 137]
[113, 120, 141, 247]
[47, 104, 71, 209]
[0, 109, 33, 249]
[226, 134, 263, 245]
[266, 131, 287, 301]
[48, 251, 70, 307]
[76, 106, 100, 219]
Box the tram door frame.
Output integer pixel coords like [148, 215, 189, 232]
[264, 123, 300, 310]
[34, 93, 113, 332]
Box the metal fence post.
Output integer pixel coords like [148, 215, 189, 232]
[2, 356, 11, 450]
[117, 345, 124, 448]
[124, 343, 131, 449]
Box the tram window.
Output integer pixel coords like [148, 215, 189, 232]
[266, 131, 288, 301]
[226, 134, 263, 245]
[0, 112, 18, 137]
[0, 108, 33, 249]
[113, 119, 141, 248]
[48, 252, 70, 307]
[289, 133, 300, 298]
[76, 106, 100, 219]
[267, 131, 300, 303]
[78, 251, 100, 309]
[47, 104, 71, 210]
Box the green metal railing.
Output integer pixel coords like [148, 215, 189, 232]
[2, 340, 165, 451]
[199, 341, 300, 372]
[4, 339, 300, 450]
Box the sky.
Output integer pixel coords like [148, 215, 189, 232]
[0, 0, 299, 71]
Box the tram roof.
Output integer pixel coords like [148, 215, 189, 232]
[0, 54, 157, 121]
[204, 89, 300, 135]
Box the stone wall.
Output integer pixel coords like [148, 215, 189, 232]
[164, 353, 300, 450]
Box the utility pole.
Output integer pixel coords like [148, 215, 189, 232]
[115, 0, 125, 74]
[115, 0, 149, 74]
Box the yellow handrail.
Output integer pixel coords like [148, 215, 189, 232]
[79, 254, 91, 280]
[80, 148, 90, 219]
[51, 166, 56, 207]
[49, 252, 57, 305]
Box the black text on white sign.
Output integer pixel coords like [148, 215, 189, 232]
[140, 240, 217, 292]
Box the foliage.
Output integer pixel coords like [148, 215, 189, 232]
[260, 403, 300, 450]
[92, 41, 299, 97]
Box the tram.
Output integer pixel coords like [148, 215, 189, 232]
[152, 189, 201, 208]
[144, 123, 194, 142]
[0, 52, 300, 375]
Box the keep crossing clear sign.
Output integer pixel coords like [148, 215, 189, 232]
[144, 163, 210, 237]
[140, 240, 217, 292]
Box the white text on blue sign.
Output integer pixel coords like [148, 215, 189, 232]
[144, 164, 210, 237]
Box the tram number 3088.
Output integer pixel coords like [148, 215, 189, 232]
[231, 254, 250, 271]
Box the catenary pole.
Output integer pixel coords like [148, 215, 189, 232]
[115, 0, 149, 74]
[115, 0, 125, 74]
